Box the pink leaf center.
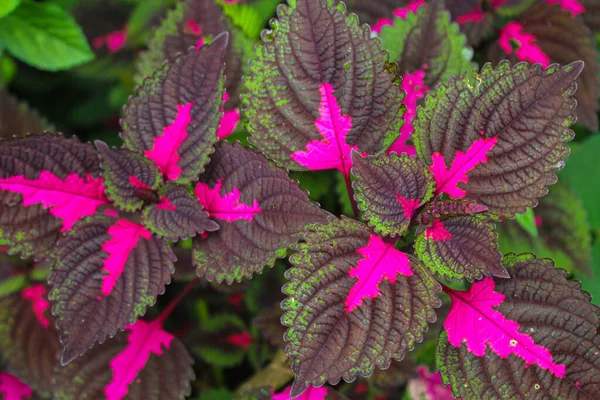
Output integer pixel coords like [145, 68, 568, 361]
[444, 278, 566, 378]
[194, 179, 261, 222]
[345, 235, 414, 312]
[0, 372, 32, 400]
[272, 385, 327, 400]
[547, 0, 585, 15]
[0, 171, 111, 231]
[21, 284, 50, 328]
[425, 219, 452, 242]
[216, 92, 240, 140]
[156, 196, 176, 211]
[499, 22, 550, 67]
[396, 196, 421, 219]
[129, 175, 151, 190]
[225, 331, 253, 349]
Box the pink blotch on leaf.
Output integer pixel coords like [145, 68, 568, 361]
[272, 385, 327, 400]
[547, 0, 585, 16]
[290, 83, 357, 178]
[185, 20, 202, 35]
[216, 92, 240, 140]
[104, 319, 173, 400]
[371, 18, 393, 33]
[226, 331, 252, 349]
[129, 175, 151, 190]
[396, 196, 421, 219]
[425, 220, 452, 242]
[387, 70, 429, 156]
[195, 37, 205, 50]
[0, 372, 32, 400]
[156, 196, 176, 211]
[92, 28, 127, 53]
[0, 171, 111, 231]
[101, 219, 152, 296]
[194, 179, 261, 222]
[499, 22, 551, 67]
[393, 0, 426, 18]
[456, 9, 485, 24]
[407, 366, 456, 400]
[104, 209, 119, 217]
[444, 278, 566, 378]
[345, 235, 414, 312]
[535, 216, 543, 227]
[21, 284, 50, 328]
[144, 102, 194, 181]
[430, 137, 498, 197]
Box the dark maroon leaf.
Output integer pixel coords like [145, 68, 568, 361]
[121, 33, 227, 184]
[444, 0, 494, 46]
[419, 198, 489, 224]
[0, 90, 52, 139]
[142, 183, 219, 241]
[48, 215, 175, 364]
[581, 0, 600, 31]
[192, 142, 328, 284]
[283, 217, 441, 397]
[414, 61, 581, 216]
[437, 253, 600, 399]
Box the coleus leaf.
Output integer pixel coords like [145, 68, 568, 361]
[437, 253, 600, 399]
[52, 318, 193, 400]
[419, 198, 489, 224]
[142, 183, 219, 241]
[192, 142, 328, 284]
[49, 215, 175, 364]
[351, 151, 435, 237]
[283, 217, 441, 397]
[243, 0, 404, 174]
[414, 60, 582, 216]
[0, 90, 52, 139]
[121, 32, 227, 184]
[96, 141, 161, 212]
[0, 134, 106, 259]
[0, 286, 60, 394]
[444, 0, 497, 46]
[0, 372, 33, 400]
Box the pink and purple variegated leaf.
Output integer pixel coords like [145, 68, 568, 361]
[437, 253, 600, 399]
[283, 217, 441, 397]
[0, 90, 52, 140]
[192, 142, 328, 284]
[415, 214, 507, 281]
[142, 183, 219, 241]
[350, 151, 435, 237]
[52, 319, 193, 400]
[0, 134, 105, 259]
[96, 141, 161, 212]
[122, 33, 227, 184]
[414, 61, 582, 216]
[444, 0, 495, 46]
[49, 215, 175, 364]
[0, 372, 32, 400]
[244, 0, 404, 172]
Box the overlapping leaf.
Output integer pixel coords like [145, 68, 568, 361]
[414, 61, 581, 216]
[444, 0, 494, 46]
[0, 91, 52, 139]
[49, 215, 175, 364]
[415, 214, 506, 281]
[0, 134, 107, 259]
[437, 253, 600, 399]
[351, 151, 435, 236]
[244, 0, 404, 171]
[282, 217, 441, 397]
[121, 33, 227, 184]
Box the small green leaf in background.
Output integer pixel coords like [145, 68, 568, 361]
[0, 0, 19, 19]
[219, 0, 281, 39]
[580, 237, 600, 306]
[0, 54, 16, 86]
[514, 207, 538, 238]
[0, 0, 94, 71]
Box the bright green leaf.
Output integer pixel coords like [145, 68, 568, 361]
[514, 208, 538, 238]
[0, 0, 19, 19]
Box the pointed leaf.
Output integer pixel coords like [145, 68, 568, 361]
[0, 90, 52, 139]
[192, 142, 328, 284]
[0, 134, 104, 259]
[96, 141, 162, 212]
[243, 0, 404, 172]
[49, 215, 175, 364]
[121, 33, 227, 184]
[351, 151, 435, 237]
[283, 217, 441, 397]
[414, 61, 581, 216]
[415, 215, 506, 281]
[437, 253, 600, 399]
[0, 372, 32, 400]
[142, 183, 219, 241]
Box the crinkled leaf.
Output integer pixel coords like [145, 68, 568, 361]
[415, 215, 506, 281]
[0, 134, 105, 259]
[122, 33, 227, 184]
[52, 319, 193, 400]
[142, 183, 219, 241]
[49, 215, 175, 364]
[192, 142, 328, 284]
[283, 217, 441, 397]
[244, 0, 404, 171]
[437, 253, 600, 399]
[419, 198, 489, 224]
[0, 90, 52, 139]
[96, 141, 161, 212]
[351, 151, 435, 237]
[414, 61, 581, 216]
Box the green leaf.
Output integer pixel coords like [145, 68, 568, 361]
[218, 0, 281, 39]
[580, 237, 600, 307]
[514, 207, 538, 238]
[0, 0, 94, 71]
[0, 0, 19, 19]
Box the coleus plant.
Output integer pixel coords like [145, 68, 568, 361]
[0, 0, 599, 399]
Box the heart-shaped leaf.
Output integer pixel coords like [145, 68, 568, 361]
[0, 90, 52, 139]
[414, 60, 582, 216]
[192, 142, 328, 283]
[49, 215, 175, 364]
[437, 253, 600, 399]
[283, 217, 441, 397]
[243, 0, 404, 173]
[351, 151, 435, 237]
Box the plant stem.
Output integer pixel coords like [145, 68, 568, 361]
[234, 349, 294, 395]
[157, 277, 199, 323]
[343, 172, 360, 218]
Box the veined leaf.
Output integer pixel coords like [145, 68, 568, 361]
[0, 90, 52, 139]
[437, 253, 600, 399]
[244, 0, 404, 172]
[49, 215, 175, 364]
[414, 61, 581, 216]
[283, 217, 441, 397]
[0, 372, 32, 400]
[193, 142, 328, 283]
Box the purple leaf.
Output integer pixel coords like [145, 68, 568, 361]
[0, 372, 32, 400]
[419, 198, 489, 224]
[0, 90, 52, 139]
